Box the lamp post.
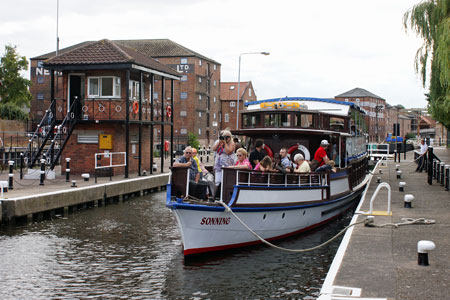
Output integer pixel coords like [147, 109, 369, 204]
[375, 105, 383, 143]
[236, 52, 270, 131]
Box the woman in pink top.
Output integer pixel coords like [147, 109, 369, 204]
[232, 148, 252, 169]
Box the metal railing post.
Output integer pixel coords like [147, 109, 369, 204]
[39, 158, 45, 186]
[428, 147, 433, 185]
[8, 160, 14, 189]
[445, 165, 449, 191]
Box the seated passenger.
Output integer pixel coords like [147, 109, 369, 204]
[315, 160, 337, 173]
[254, 155, 273, 171]
[279, 147, 292, 170]
[173, 146, 200, 182]
[272, 153, 288, 174]
[232, 148, 252, 169]
[294, 153, 310, 173]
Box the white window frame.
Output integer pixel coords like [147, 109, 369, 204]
[249, 88, 252, 97]
[181, 58, 188, 64]
[225, 113, 229, 122]
[198, 77, 202, 83]
[87, 76, 121, 99]
[198, 128, 202, 135]
[199, 94, 202, 100]
[214, 80, 217, 86]
[213, 113, 216, 119]
[199, 111, 202, 117]
[129, 80, 140, 100]
[199, 59, 202, 66]
[181, 75, 188, 82]
[214, 64, 217, 70]
[230, 101, 236, 107]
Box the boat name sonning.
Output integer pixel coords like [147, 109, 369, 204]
[200, 217, 231, 225]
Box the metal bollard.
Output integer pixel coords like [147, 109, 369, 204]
[394, 150, 397, 163]
[445, 165, 449, 191]
[65, 158, 71, 182]
[433, 160, 438, 179]
[436, 161, 441, 183]
[39, 158, 45, 186]
[20, 153, 24, 180]
[428, 147, 433, 185]
[440, 162, 445, 186]
[8, 160, 14, 190]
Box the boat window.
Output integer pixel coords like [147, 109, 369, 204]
[243, 114, 261, 128]
[330, 117, 346, 132]
[295, 113, 314, 128]
[264, 113, 290, 127]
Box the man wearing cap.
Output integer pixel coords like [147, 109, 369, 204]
[313, 140, 330, 168]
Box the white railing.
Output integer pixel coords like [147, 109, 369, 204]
[235, 169, 328, 188]
[367, 143, 391, 159]
[95, 152, 126, 169]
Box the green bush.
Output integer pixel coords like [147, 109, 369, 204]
[0, 103, 29, 120]
[153, 150, 160, 158]
[405, 132, 416, 140]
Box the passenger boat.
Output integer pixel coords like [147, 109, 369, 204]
[166, 97, 369, 256]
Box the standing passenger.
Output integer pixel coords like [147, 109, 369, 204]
[249, 139, 265, 169]
[211, 130, 236, 192]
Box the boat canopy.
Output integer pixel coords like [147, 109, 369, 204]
[245, 97, 359, 117]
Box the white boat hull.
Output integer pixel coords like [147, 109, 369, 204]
[169, 189, 362, 255]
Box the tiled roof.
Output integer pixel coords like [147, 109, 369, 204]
[335, 87, 385, 100]
[43, 39, 179, 77]
[114, 39, 220, 64]
[31, 41, 92, 60]
[220, 82, 249, 100]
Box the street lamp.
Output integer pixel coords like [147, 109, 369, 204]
[375, 105, 383, 143]
[236, 52, 270, 130]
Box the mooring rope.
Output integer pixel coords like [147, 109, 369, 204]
[216, 201, 436, 253]
[216, 200, 367, 253]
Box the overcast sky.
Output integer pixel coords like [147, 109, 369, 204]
[1, 0, 427, 107]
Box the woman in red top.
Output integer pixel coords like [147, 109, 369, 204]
[313, 140, 330, 167]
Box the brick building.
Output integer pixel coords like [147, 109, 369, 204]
[335, 87, 387, 142]
[114, 39, 221, 148]
[219, 81, 257, 131]
[29, 39, 180, 175]
[385, 104, 412, 138]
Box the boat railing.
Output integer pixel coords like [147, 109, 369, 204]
[234, 169, 328, 188]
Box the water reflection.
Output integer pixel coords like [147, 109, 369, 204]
[0, 192, 353, 299]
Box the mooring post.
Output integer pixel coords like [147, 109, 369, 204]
[440, 162, 446, 186]
[20, 153, 24, 180]
[8, 160, 14, 190]
[428, 147, 433, 185]
[445, 165, 449, 191]
[65, 157, 71, 182]
[39, 158, 46, 186]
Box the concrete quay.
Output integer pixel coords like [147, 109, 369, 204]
[0, 157, 177, 224]
[319, 147, 450, 300]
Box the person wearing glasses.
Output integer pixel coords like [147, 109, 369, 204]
[232, 148, 252, 169]
[211, 129, 236, 195]
[173, 146, 200, 183]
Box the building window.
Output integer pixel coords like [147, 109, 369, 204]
[181, 58, 188, 64]
[180, 92, 187, 99]
[249, 88, 252, 97]
[214, 80, 217, 86]
[199, 111, 202, 117]
[214, 64, 217, 70]
[199, 59, 202, 66]
[198, 128, 202, 135]
[181, 75, 188, 82]
[230, 101, 236, 107]
[198, 77, 202, 83]
[37, 93, 44, 100]
[213, 113, 216, 119]
[180, 111, 187, 116]
[225, 114, 229, 122]
[230, 85, 235, 90]
[214, 96, 217, 103]
[37, 77, 44, 84]
[129, 80, 140, 100]
[199, 94, 202, 100]
[88, 76, 121, 98]
[180, 128, 187, 134]
[77, 133, 99, 144]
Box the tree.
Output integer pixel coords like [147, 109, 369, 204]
[187, 132, 200, 150]
[403, 0, 450, 127]
[0, 45, 32, 112]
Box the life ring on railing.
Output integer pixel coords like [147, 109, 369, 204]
[263, 144, 273, 158]
[132, 101, 139, 114]
[288, 143, 311, 161]
[166, 105, 172, 118]
[275, 102, 285, 109]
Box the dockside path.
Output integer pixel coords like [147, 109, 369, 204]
[319, 147, 450, 300]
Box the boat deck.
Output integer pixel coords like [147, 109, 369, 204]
[320, 147, 450, 300]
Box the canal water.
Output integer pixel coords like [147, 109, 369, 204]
[0, 192, 353, 299]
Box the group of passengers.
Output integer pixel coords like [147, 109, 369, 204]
[173, 130, 337, 200]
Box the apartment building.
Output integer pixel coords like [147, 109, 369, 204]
[220, 81, 257, 131]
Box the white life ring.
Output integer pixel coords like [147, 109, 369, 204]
[288, 144, 311, 161]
